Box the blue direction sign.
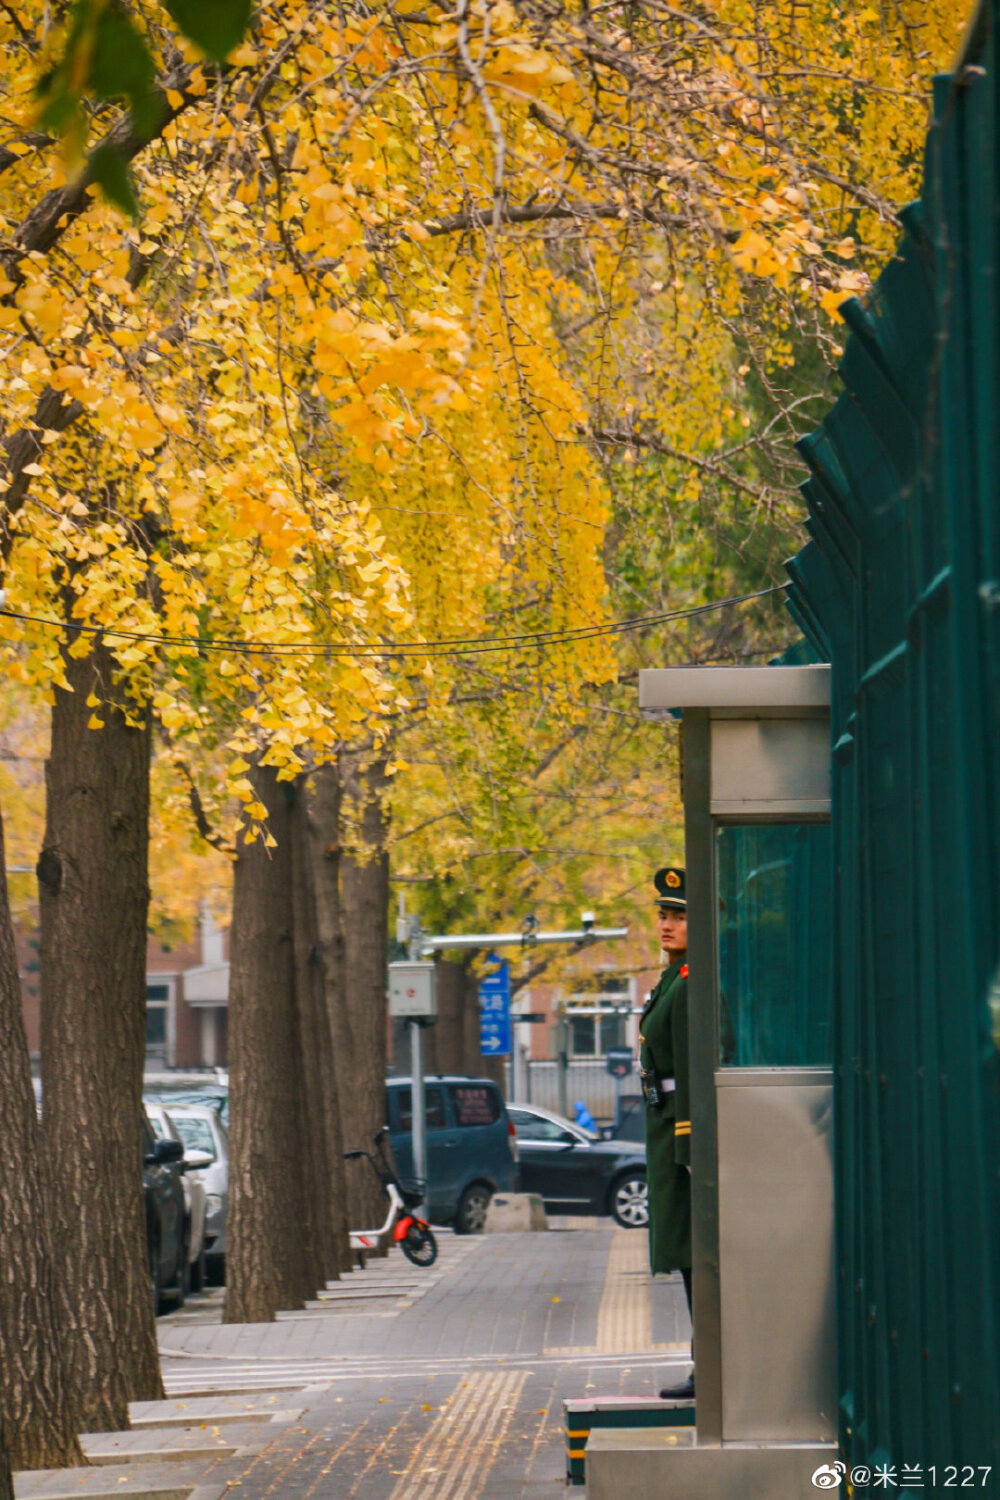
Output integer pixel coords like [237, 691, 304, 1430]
[479, 957, 511, 1057]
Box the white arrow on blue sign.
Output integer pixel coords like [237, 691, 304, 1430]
[479, 956, 511, 1057]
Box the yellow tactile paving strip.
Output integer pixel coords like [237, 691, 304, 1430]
[546, 1229, 687, 1355]
[388, 1369, 528, 1500]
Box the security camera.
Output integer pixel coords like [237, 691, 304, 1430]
[580, 911, 595, 932]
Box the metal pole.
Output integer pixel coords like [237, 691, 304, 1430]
[410, 1020, 426, 1212]
[557, 1014, 569, 1119]
[684, 707, 724, 1445]
[419, 925, 627, 954]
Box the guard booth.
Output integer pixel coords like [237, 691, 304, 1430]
[587, 664, 838, 1495]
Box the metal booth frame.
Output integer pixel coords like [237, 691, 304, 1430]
[638, 664, 836, 1473]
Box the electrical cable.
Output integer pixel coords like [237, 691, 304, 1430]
[0, 583, 787, 660]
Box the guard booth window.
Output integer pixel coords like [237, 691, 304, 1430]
[716, 823, 833, 1067]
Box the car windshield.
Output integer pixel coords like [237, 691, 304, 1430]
[512, 1109, 596, 1143]
[146, 1088, 229, 1127]
[172, 1116, 215, 1156]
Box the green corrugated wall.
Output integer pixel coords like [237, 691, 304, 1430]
[786, 2, 1000, 1479]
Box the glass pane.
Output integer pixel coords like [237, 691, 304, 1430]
[716, 823, 833, 1067]
[172, 1116, 215, 1156]
[394, 1084, 446, 1132]
[569, 1015, 595, 1056]
[597, 1014, 626, 1053]
[450, 1084, 500, 1127]
[511, 1109, 565, 1141]
[146, 1006, 167, 1047]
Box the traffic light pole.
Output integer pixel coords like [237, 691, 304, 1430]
[394, 901, 630, 1221]
[416, 919, 628, 955]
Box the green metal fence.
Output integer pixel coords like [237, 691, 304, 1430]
[786, 3, 1000, 1479]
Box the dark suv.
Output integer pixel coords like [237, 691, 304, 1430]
[386, 1076, 519, 1233]
[142, 1107, 186, 1312]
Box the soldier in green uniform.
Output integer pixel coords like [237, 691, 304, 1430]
[639, 866, 694, 1399]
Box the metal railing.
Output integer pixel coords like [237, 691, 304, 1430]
[787, 9, 1000, 1472]
[505, 1057, 640, 1120]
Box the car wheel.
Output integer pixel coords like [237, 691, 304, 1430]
[610, 1172, 648, 1228]
[205, 1253, 225, 1286]
[455, 1183, 492, 1235]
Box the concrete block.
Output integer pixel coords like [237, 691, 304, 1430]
[484, 1193, 548, 1232]
[585, 1428, 838, 1499]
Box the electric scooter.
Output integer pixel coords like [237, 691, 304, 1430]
[344, 1127, 438, 1267]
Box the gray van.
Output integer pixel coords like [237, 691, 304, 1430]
[387, 1075, 519, 1233]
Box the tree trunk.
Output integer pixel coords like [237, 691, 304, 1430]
[0, 804, 83, 1474]
[338, 756, 391, 1232]
[38, 644, 161, 1434]
[225, 764, 315, 1322]
[302, 763, 352, 1278]
[426, 957, 472, 1075]
[289, 784, 349, 1284]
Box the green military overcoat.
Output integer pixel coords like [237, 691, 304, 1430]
[639, 956, 690, 1273]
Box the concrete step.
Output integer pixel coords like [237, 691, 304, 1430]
[130, 1395, 302, 1429]
[80, 1420, 270, 1465]
[564, 1396, 695, 1487]
[14, 1458, 208, 1499]
[313, 1285, 408, 1299]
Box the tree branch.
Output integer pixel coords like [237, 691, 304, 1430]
[173, 759, 234, 855]
[6, 62, 207, 267]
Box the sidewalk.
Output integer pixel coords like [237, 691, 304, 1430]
[15, 1225, 691, 1500]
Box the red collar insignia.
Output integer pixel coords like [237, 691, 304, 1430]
[680, 964, 689, 978]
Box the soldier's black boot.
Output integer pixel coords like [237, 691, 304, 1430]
[659, 1372, 695, 1400]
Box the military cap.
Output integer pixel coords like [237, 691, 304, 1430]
[654, 866, 686, 910]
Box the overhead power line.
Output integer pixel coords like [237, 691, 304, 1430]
[0, 583, 787, 660]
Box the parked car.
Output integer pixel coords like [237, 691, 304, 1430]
[384, 1076, 519, 1234]
[508, 1103, 648, 1228]
[142, 1106, 187, 1312]
[145, 1102, 208, 1294]
[145, 1074, 229, 1128]
[166, 1101, 229, 1285]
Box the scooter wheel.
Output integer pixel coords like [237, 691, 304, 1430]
[401, 1223, 438, 1267]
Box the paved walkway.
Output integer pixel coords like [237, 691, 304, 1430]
[16, 1223, 692, 1500]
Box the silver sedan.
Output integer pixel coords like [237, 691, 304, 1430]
[166, 1102, 229, 1283]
